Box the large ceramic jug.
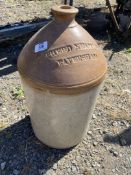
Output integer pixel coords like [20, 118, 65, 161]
[18, 5, 107, 149]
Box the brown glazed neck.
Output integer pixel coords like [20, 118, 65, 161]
[51, 5, 78, 22]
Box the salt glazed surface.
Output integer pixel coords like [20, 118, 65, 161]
[18, 5, 107, 148]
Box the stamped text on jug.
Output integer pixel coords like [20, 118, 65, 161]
[43, 42, 98, 66]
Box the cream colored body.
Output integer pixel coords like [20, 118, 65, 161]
[22, 80, 101, 149]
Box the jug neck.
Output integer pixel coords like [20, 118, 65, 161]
[51, 5, 78, 22]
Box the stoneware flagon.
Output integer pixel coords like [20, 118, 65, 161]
[17, 5, 107, 149]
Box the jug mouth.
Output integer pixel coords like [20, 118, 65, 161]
[60, 5, 72, 9]
[51, 5, 78, 21]
[52, 5, 78, 14]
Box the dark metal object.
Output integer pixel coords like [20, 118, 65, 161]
[116, 0, 129, 13]
[106, 0, 131, 39]
[0, 20, 50, 43]
[106, 0, 121, 32]
[64, 0, 73, 6]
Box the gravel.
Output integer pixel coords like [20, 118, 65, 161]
[13, 169, 20, 175]
[1, 162, 6, 170]
[0, 0, 116, 26]
[0, 1, 131, 175]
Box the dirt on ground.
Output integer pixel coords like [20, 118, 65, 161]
[0, 0, 116, 25]
[0, 0, 131, 175]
